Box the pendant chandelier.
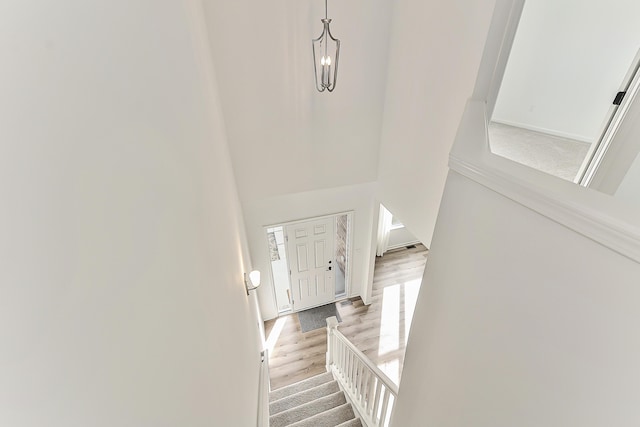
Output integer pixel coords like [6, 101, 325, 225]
[312, 0, 340, 92]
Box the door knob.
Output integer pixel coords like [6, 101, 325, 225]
[327, 266, 332, 271]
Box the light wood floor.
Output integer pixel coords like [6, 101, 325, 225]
[264, 244, 428, 390]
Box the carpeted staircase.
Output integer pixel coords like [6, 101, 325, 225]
[269, 372, 363, 427]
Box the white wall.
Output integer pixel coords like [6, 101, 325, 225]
[0, 1, 261, 425]
[392, 171, 640, 426]
[201, 0, 393, 202]
[493, 0, 640, 142]
[615, 152, 640, 208]
[244, 183, 376, 320]
[390, 2, 640, 423]
[377, 0, 497, 248]
[200, 0, 393, 319]
[386, 226, 419, 251]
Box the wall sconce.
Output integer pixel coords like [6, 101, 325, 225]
[245, 270, 261, 295]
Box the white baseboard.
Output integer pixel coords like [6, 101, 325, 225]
[491, 118, 593, 144]
[386, 240, 421, 251]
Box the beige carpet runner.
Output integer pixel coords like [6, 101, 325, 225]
[269, 372, 362, 427]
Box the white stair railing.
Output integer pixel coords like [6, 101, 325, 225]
[326, 317, 398, 427]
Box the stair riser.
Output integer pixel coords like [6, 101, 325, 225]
[269, 372, 361, 427]
[270, 391, 346, 427]
[270, 381, 340, 415]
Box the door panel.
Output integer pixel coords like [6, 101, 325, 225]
[314, 241, 325, 268]
[316, 274, 326, 293]
[286, 217, 335, 311]
[298, 278, 310, 298]
[296, 244, 309, 272]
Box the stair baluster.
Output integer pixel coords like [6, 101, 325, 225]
[326, 316, 398, 427]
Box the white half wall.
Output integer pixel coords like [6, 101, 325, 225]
[244, 183, 377, 320]
[392, 171, 640, 426]
[377, 0, 497, 248]
[0, 1, 261, 425]
[492, 0, 640, 143]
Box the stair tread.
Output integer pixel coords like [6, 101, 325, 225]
[270, 380, 341, 415]
[269, 372, 334, 402]
[335, 417, 363, 427]
[269, 391, 346, 427]
[286, 402, 356, 427]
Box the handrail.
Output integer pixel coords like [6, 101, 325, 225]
[258, 350, 270, 427]
[326, 317, 398, 427]
[331, 326, 399, 396]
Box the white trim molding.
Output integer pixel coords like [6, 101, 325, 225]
[450, 100, 640, 264]
[258, 350, 270, 427]
[448, 0, 640, 265]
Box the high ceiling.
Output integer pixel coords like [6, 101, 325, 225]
[202, 0, 394, 201]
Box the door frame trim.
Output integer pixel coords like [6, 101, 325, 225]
[576, 48, 640, 187]
[264, 210, 355, 314]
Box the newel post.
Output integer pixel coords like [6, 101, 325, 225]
[326, 316, 339, 371]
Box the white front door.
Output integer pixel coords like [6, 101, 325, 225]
[286, 217, 336, 312]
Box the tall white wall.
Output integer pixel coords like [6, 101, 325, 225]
[377, 0, 497, 247]
[0, 2, 261, 425]
[201, 0, 392, 317]
[392, 171, 640, 426]
[201, 0, 392, 202]
[492, 0, 640, 142]
[244, 183, 376, 320]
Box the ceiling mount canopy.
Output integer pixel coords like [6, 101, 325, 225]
[312, 0, 341, 92]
